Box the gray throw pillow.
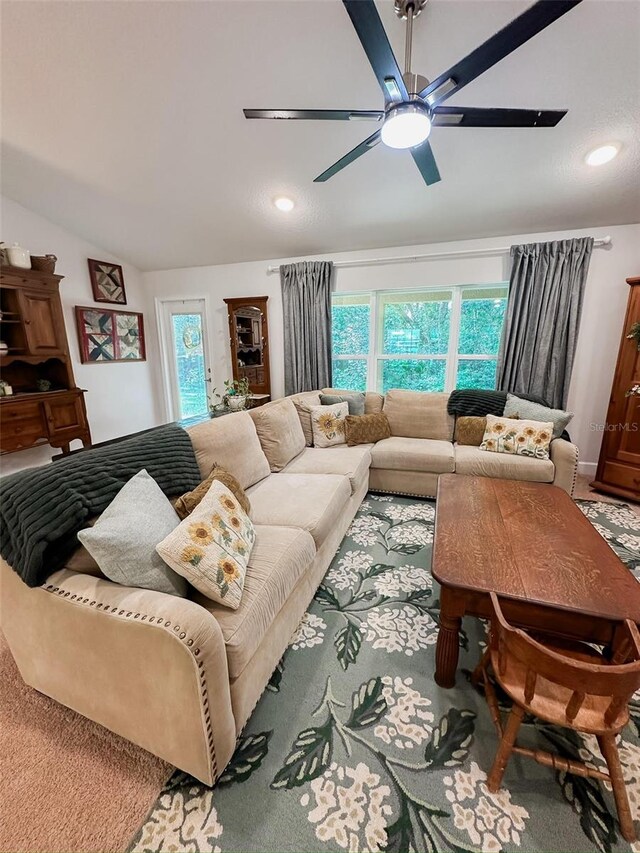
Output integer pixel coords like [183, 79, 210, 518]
[320, 392, 366, 416]
[504, 393, 573, 440]
[77, 469, 187, 597]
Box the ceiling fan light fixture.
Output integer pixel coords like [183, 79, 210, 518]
[381, 102, 432, 149]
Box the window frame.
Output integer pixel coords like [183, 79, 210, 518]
[331, 283, 508, 393]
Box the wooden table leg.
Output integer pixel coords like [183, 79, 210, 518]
[435, 586, 465, 688]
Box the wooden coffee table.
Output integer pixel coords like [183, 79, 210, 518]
[432, 475, 640, 688]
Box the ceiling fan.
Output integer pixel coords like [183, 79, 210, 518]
[244, 0, 583, 186]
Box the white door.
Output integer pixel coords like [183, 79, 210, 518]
[158, 299, 211, 421]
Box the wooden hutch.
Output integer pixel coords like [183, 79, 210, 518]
[591, 276, 640, 501]
[223, 295, 271, 400]
[0, 265, 91, 456]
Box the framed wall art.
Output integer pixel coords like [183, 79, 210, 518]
[75, 306, 146, 363]
[87, 258, 127, 304]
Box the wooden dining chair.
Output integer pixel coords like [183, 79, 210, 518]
[477, 592, 640, 843]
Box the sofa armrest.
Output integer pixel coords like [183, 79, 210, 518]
[550, 438, 579, 496]
[0, 562, 237, 785]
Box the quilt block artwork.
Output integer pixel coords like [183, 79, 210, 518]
[75, 306, 146, 363]
[87, 258, 127, 304]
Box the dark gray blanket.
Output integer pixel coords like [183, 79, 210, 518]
[448, 388, 570, 441]
[448, 389, 507, 418]
[0, 423, 201, 588]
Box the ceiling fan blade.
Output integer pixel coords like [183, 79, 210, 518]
[432, 106, 567, 127]
[314, 130, 381, 183]
[411, 141, 441, 186]
[342, 0, 409, 103]
[420, 0, 583, 107]
[243, 109, 384, 121]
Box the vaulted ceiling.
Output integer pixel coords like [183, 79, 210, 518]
[2, 0, 639, 271]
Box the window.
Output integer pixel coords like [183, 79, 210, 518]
[456, 286, 508, 390]
[331, 284, 508, 393]
[378, 290, 451, 393]
[331, 293, 371, 391]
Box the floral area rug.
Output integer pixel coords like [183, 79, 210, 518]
[130, 496, 640, 853]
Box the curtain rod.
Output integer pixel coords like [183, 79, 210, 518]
[266, 235, 612, 274]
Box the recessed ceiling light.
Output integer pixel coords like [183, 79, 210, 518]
[585, 144, 620, 167]
[274, 196, 295, 212]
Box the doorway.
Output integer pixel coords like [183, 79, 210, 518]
[157, 298, 211, 421]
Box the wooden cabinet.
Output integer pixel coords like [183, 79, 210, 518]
[1, 265, 91, 456]
[2, 389, 90, 453]
[18, 289, 67, 355]
[223, 296, 271, 397]
[591, 276, 640, 501]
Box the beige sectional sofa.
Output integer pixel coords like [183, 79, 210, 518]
[0, 388, 578, 786]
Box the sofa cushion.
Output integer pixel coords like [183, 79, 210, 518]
[282, 445, 372, 494]
[192, 525, 316, 678]
[188, 411, 270, 489]
[249, 398, 306, 472]
[454, 444, 555, 482]
[63, 543, 103, 577]
[383, 390, 454, 441]
[371, 437, 455, 474]
[246, 473, 351, 547]
[322, 388, 384, 414]
[289, 391, 322, 446]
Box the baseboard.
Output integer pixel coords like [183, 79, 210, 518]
[577, 461, 597, 477]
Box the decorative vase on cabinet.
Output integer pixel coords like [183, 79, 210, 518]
[591, 276, 640, 501]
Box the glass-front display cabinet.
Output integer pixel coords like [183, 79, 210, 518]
[223, 296, 271, 398]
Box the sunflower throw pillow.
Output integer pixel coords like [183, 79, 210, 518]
[480, 414, 553, 460]
[156, 479, 255, 609]
[309, 402, 348, 448]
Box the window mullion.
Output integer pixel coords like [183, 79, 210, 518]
[368, 292, 377, 392]
[446, 286, 462, 391]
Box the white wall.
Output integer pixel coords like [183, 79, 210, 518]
[143, 223, 640, 473]
[1, 196, 162, 474]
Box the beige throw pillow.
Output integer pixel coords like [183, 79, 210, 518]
[480, 414, 553, 460]
[156, 480, 256, 609]
[290, 391, 322, 445]
[249, 398, 306, 471]
[309, 402, 348, 448]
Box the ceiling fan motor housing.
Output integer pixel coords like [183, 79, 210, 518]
[403, 72, 430, 99]
[394, 0, 428, 20]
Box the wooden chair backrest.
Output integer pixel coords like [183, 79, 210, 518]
[488, 592, 640, 726]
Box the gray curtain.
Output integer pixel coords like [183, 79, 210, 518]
[280, 261, 333, 395]
[496, 237, 593, 408]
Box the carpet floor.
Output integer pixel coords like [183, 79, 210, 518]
[130, 495, 640, 853]
[0, 629, 172, 853]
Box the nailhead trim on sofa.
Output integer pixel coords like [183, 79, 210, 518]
[569, 444, 579, 497]
[43, 583, 218, 782]
[372, 490, 437, 499]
